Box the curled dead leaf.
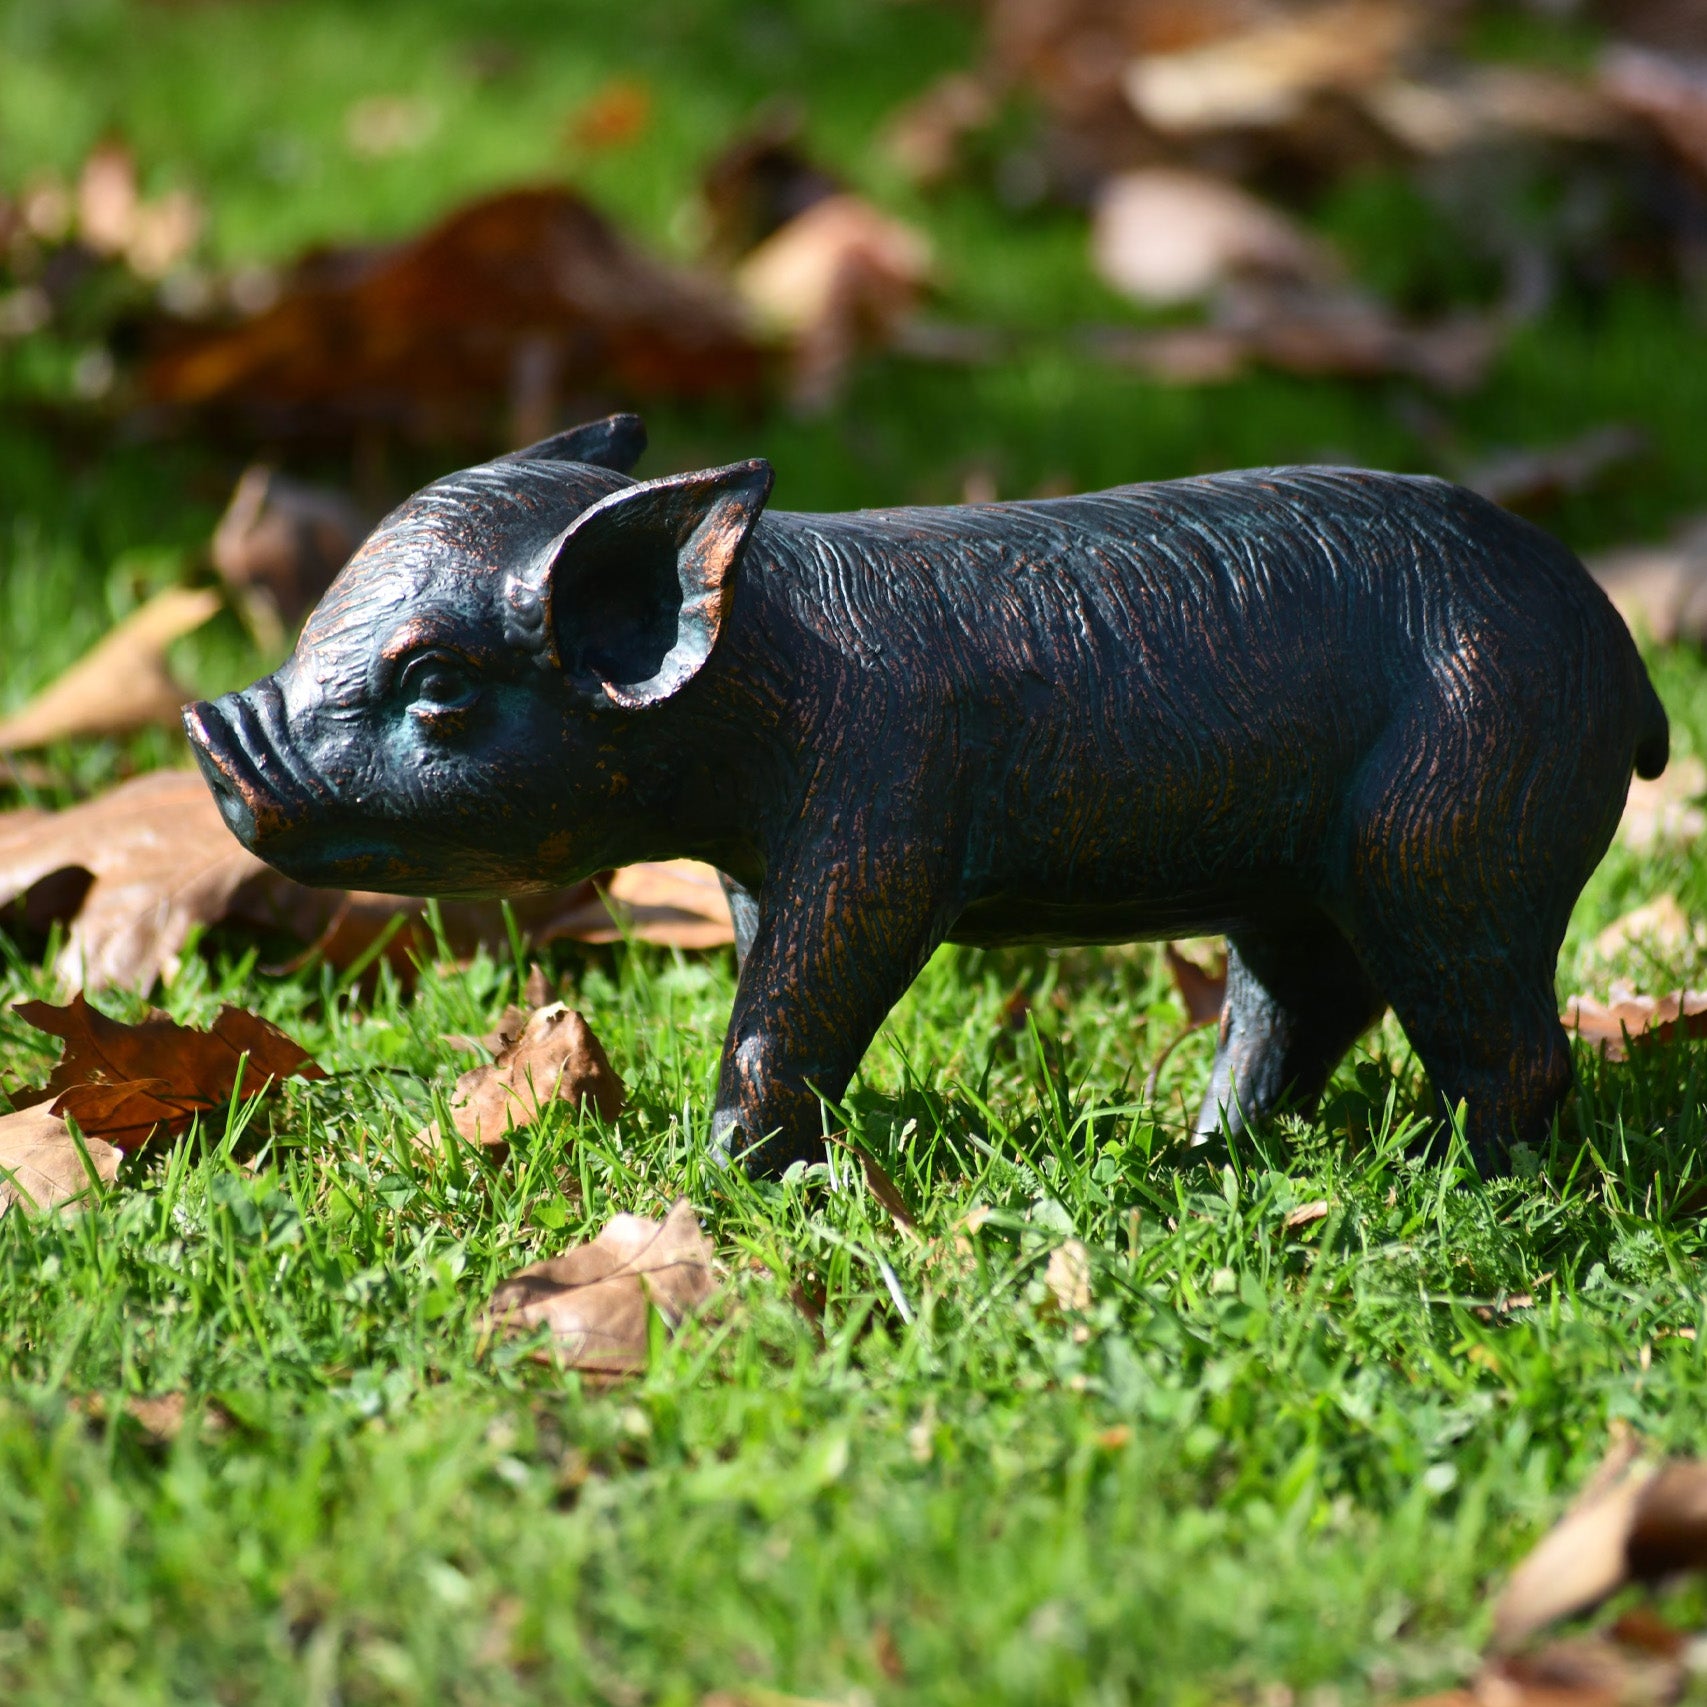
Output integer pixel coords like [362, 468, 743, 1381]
[482, 1197, 715, 1374]
[1284, 1199, 1331, 1230]
[14, 992, 324, 1149]
[735, 194, 933, 412]
[0, 772, 732, 994]
[0, 1104, 119, 1213]
[421, 1002, 623, 1152]
[1165, 941, 1228, 1029]
[0, 586, 220, 753]
[211, 465, 368, 636]
[1091, 169, 1331, 307]
[1121, 2, 1425, 135]
[1563, 986, 1707, 1063]
[1044, 1239, 1092, 1314]
[1617, 757, 1705, 853]
[1591, 895, 1702, 964]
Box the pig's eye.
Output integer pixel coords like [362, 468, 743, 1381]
[399, 651, 478, 714]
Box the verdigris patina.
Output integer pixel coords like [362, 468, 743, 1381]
[186, 414, 1668, 1173]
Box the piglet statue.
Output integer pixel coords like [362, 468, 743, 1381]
[186, 414, 1667, 1174]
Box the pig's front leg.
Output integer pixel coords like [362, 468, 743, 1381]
[717, 872, 761, 969]
[710, 840, 956, 1176]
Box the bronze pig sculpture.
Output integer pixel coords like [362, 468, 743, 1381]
[186, 414, 1668, 1174]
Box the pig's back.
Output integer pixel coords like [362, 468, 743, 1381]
[751, 468, 1637, 930]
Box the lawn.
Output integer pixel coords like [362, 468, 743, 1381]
[2, 1, 1707, 1702]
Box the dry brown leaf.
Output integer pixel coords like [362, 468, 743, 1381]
[1465, 425, 1648, 517]
[0, 772, 729, 994]
[344, 95, 439, 159]
[72, 1390, 232, 1447]
[1619, 757, 1706, 854]
[1564, 986, 1707, 1062]
[0, 1104, 119, 1214]
[1165, 941, 1228, 1029]
[698, 112, 843, 265]
[1044, 1238, 1092, 1314]
[1626, 1460, 1707, 1580]
[211, 466, 367, 636]
[1363, 65, 1621, 156]
[0, 770, 294, 991]
[1591, 896, 1702, 964]
[566, 79, 653, 151]
[836, 1141, 916, 1234]
[1121, 2, 1425, 135]
[735, 194, 933, 412]
[1492, 1438, 1655, 1651]
[1284, 1199, 1331, 1229]
[1603, 45, 1707, 183]
[146, 187, 763, 448]
[1593, 526, 1707, 649]
[0, 587, 220, 753]
[74, 139, 201, 278]
[1095, 279, 1502, 393]
[1091, 169, 1331, 307]
[482, 1197, 715, 1374]
[14, 992, 325, 1149]
[422, 1002, 623, 1152]
[882, 71, 998, 186]
[544, 860, 735, 949]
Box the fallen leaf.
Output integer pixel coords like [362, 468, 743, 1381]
[1165, 941, 1227, 1029]
[72, 1390, 232, 1447]
[1592, 525, 1707, 648]
[881, 71, 998, 187]
[1492, 1435, 1654, 1651]
[836, 1140, 916, 1234]
[0, 772, 731, 993]
[1603, 44, 1707, 184]
[1091, 169, 1332, 307]
[422, 1002, 623, 1151]
[0, 1104, 119, 1213]
[482, 1197, 715, 1374]
[211, 465, 368, 636]
[1092, 279, 1502, 393]
[1465, 425, 1648, 516]
[1618, 756, 1706, 853]
[14, 992, 324, 1149]
[1626, 1460, 1707, 1580]
[545, 860, 735, 949]
[146, 187, 764, 448]
[344, 94, 439, 158]
[1592, 895, 1702, 963]
[0, 587, 220, 752]
[74, 139, 202, 278]
[566, 79, 653, 151]
[698, 111, 843, 264]
[0, 770, 294, 990]
[1284, 1199, 1331, 1229]
[735, 194, 933, 412]
[1044, 1239, 1092, 1314]
[1121, 2, 1425, 135]
[1564, 985, 1707, 1061]
[1363, 64, 1621, 156]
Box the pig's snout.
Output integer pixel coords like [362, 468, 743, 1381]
[183, 677, 319, 854]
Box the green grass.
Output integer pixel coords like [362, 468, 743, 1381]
[4, 1, 1707, 1701]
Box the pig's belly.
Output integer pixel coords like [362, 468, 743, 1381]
[946, 876, 1319, 948]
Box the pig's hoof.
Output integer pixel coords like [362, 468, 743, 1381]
[710, 1106, 822, 1177]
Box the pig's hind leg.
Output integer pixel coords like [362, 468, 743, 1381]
[1192, 917, 1384, 1144]
[1338, 685, 1597, 1171]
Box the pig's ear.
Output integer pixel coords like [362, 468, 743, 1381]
[500, 413, 647, 474]
[533, 459, 773, 709]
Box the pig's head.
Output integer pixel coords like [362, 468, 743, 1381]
[184, 414, 773, 897]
